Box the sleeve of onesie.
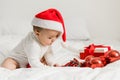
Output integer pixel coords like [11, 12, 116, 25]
[24, 41, 47, 68]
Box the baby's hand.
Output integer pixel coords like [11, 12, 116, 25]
[53, 64, 61, 67]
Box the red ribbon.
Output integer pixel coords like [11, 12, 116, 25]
[84, 44, 111, 56]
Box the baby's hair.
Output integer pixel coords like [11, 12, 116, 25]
[33, 26, 44, 31]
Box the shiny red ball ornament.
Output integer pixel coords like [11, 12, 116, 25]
[82, 61, 91, 67]
[105, 50, 120, 58]
[85, 55, 94, 63]
[81, 55, 94, 67]
[108, 50, 120, 58]
[90, 57, 104, 68]
[105, 50, 120, 63]
[99, 56, 107, 65]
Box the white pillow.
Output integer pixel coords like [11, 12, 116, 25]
[65, 17, 90, 40]
[0, 20, 32, 36]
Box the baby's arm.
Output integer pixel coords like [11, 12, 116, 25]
[24, 42, 48, 68]
[27, 56, 46, 67]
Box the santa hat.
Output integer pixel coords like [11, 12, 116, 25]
[31, 8, 66, 42]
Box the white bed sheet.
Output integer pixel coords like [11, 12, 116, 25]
[0, 35, 120, 80]
[0, 60, 120, 80]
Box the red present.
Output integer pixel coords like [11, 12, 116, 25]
[80, 44, 111, 59]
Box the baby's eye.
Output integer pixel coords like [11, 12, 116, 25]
[48, 37, 52, 39]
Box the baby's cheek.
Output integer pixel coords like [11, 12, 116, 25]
[46, 40, 51, 44]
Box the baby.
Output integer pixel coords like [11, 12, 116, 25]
[1, 8, 66, 70]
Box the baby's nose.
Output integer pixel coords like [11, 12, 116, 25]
[52, 38, 56, 42]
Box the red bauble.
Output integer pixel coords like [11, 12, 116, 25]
[105, 50, 120, 58]
[63, 58, 81, 67]
[82, 61, 91, 67]
[105, 50, 120, 63]
[90, 57, 102, 64]
[99, 56, 107, 65]
[81, 55, 94, 67]
[90, 57, 104, 68]
[85, 55, 94, 63]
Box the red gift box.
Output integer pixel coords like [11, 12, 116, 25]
[80, 44, 111, 59]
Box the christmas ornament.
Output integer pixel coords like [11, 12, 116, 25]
[63, 58, 81, 67]
[105, 50, 120, 57]
[81, 55, 94, 67]
[85, 55, 94, 63]
[105, 50, 120, 63]
[99, 56, 107, 65]
[90, 57, 104, 68]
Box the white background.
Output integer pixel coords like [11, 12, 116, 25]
[0, 0, 120, 40]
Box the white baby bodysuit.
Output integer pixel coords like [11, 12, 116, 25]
[9, 32, 49, 68]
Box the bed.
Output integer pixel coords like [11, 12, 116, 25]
[0, 18, 120, 80]
[0, 36, 120, 80]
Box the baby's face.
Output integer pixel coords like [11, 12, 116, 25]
[36, 29, 61, 46]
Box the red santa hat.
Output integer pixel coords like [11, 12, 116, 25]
[31, 8, 66, 42]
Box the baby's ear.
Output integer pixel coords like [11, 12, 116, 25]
[34, 29, 40, 36]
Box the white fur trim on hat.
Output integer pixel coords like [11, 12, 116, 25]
[32, 17, 63, 33]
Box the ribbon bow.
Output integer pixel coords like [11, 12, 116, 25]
[84, 44, 111, 56]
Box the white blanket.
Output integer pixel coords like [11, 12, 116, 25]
[0, 35, 120, 80]
[0, 60, 120, 80]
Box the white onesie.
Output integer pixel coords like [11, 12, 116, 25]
[9, 32, 49, 68]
